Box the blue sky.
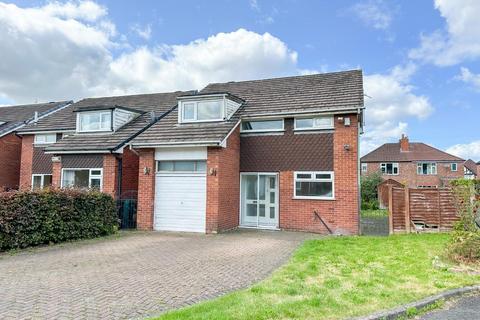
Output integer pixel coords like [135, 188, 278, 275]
[1, 0, 479, 159]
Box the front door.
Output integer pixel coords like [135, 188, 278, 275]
[240, 173, 278, 228]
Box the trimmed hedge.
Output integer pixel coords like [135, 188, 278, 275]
[0, 189, 118, 251]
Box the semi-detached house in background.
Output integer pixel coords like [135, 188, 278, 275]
[17, 70, 364, 235]
[361, 135, 465, 188]
[0, 101, 71, 190]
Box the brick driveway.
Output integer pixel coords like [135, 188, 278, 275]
[0, 230, 315, 319]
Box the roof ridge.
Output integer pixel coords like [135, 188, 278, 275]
[77, 90, 196, 102]
[205, 69, 362, 86]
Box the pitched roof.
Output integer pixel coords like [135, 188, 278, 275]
[0, 101, 71, 137]
[201, 70, 364, 116]
[361, 142, 464, 162]
[132, 70, 364, 147]
[43, 91, 194, 153]
[464, 159, 478, 175]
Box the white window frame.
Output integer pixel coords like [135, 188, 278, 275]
[60, 168, 103, 190]
[451, 163, 458, 172]
[76, 111, 112, 133]
[34, 133, 56, 145]
[240, 119, 285, 133]
[294, 115, 334, 131]
[293, 171, 335, 200]
[179, 99, 225, 123]
[417, 162, 437, 175]
[155, 160, 206, 173]
[31, 174, 53, 190]
[361, 163, 368, 173]
[380, 162, 399, 175]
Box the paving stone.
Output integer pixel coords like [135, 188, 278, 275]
[0, 229, 316, 319]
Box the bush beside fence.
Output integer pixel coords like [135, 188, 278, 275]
[0, 189, 118, 251]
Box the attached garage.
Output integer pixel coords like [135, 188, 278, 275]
[153, 147, 208, 233]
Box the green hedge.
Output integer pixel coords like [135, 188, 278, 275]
[0, 189, 118, 251]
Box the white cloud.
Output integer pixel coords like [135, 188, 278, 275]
[409, 0, 480, 66]
[350, 0, 394, 30]
[361, 64, 434, 155]
[131, 23, 152, 40]
[456, 67, 480, 90]
[447, 140, 480, 160]
[0, 1, 297, 103]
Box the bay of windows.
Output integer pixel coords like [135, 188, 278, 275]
[380, 163, 399, 175]
[417, 162, 437, 175]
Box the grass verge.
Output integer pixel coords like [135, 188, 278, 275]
[361, 209, 389, 218]
[155, 234, 480, 320]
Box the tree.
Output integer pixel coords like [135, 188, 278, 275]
[360, 171, 383, 210]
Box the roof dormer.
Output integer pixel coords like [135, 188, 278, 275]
[74, 105, 142, 133]
[177, 93, 243, 124]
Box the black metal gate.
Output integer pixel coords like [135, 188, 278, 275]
[117, 199, 137, 229]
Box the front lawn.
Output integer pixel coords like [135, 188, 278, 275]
[155, 234, 480, 320]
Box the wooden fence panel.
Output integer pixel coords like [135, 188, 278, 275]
[387, 187, 460, 233]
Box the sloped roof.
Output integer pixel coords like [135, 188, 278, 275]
[361, 142, 464, 162]
[132, 70, 364, 147]
[43, 91, 194, 153]
[464, 159, 478, 175]
[0, 101, 71, 137]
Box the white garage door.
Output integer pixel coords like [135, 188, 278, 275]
[154, 173, 206, 233]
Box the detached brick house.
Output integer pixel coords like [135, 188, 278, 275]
[0, 101, 71, 189]
[130, 70, 364, 234]
[16, 70, 364, 235]
[361, 135, 464, 188]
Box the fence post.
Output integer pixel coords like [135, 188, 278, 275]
[388, 184, 393, 235]
[438, 189, 441, 232]
[405, 187, 411, 233]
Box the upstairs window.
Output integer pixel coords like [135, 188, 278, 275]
[294, 116, 334, 130]
[451, 163, 458, 171]
[241, 119, 284, 132]
[180, 100, 223, 122]
[78, 111, 112, 132]
[417, 162, 437, 175]
[380, 163, 399, 175]
[34, 133, 56, 144]
[361, 163, 368, 173]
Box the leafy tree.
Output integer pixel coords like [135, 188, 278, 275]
[360, 171, 383, 210]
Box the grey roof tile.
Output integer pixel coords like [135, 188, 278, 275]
[0, 101, 71, 136]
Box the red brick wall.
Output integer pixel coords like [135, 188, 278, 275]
[136, 149, 155, 230]
[103, 154, 119, 198]
[362, 161, 464, 188]
[206, 126, 241, 233]
[120, 148, 139, 199]
[278, 114, 359, 234]
[19, 134, 34, 190]
[51, 160, 61, 188]
[0, 133, 22, 190]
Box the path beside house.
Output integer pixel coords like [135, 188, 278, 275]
[420, 294, 480, 320]
[0, 230, 315, 320]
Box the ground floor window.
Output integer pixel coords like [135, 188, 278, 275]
[61, 169, 103, 190]
[294, 171, 334, 199]
[32, 174, 52, 190]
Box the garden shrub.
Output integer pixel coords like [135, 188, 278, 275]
[360, 171, 383, 210]
[447, 179, 480, 263]
[0, 189, 118, 251]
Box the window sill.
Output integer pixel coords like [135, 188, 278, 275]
[293, 196, 335, 201]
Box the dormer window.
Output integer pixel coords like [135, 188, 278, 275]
[178, 93, 243, 124]
[78, 111, 112, 132]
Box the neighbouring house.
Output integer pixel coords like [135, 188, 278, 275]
[361, 135, 464, 188]
[129, 70, 364, 234]
[0, 101, 71, 190]
[463, 159, 478, 179]
[17, 92, 193, 200]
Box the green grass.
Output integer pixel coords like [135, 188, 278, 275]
[155, 234, 480, 320]
[361, 209, 389, 218]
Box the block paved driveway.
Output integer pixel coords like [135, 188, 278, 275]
[0, 229, 315, 319]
